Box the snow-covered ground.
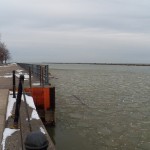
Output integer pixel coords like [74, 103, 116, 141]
[0, 66, 40, 85]
[0, 69, 29, 80]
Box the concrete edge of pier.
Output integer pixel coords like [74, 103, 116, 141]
[0, 89, 9, 150]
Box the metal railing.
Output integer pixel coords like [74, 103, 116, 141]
[17, 63, 49, 85]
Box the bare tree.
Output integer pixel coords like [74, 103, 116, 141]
[4, 48, 11, 63]
[0, 42, 5, 64]
[0, 40, 11, 64]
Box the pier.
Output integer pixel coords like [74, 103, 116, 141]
[0, 63, 55, 150]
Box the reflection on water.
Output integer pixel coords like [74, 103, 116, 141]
[46, 64, 150, 150]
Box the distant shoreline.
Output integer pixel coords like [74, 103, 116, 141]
[43, 62, 150, 66]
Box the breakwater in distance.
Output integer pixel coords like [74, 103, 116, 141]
[46, 63, 150, 150]
[42, 62, 150, 66]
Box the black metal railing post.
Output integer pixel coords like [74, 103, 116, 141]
[13, 75, 24, 127]
[29, 67, 32, 88]
[45, 65, 49, 85]
[12, 70, 16, 98]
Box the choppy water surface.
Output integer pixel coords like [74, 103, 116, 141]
[47, 64, 150, 150]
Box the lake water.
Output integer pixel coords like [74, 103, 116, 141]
[46, 64, 150, 150]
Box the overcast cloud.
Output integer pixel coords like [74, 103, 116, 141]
[0, 0, 150, 63]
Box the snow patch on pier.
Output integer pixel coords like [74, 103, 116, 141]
[1, 128, 19, 150]
[40, 127, 46, 134]
[30, 109, 40, 120]
[22, 94, 36, 109]
[16, 69, 30, 80]
[6, 93, 16, 120]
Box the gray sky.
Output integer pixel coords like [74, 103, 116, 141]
[1, 0, 150, 63]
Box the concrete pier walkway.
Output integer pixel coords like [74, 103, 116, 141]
[0, 63, 55, 150]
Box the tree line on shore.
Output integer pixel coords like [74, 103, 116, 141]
[0, 36, 10, 64]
